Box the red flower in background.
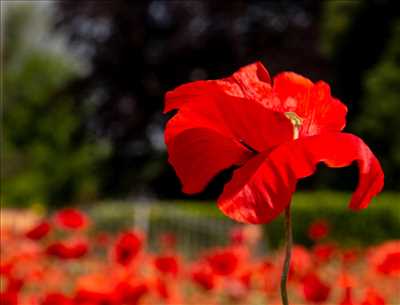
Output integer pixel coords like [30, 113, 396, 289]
[115, 280, 149, 305]
[54, 208, 89, 230]
[164, 62, 384, 224]
[25, 221, 51, 240]
[229, 227, 245, 245]
[112, 231, 144, 267]
[368, 240, 400, 276]
[360, 288, 386, 305]
[159, 232, 177, 250]
[74, 273, 119, 305]
[206, 248, 240, 276]
[339, 287, 354, 305]
[288, 245, 312, 280]
[312, 243, 337, 263]
[41, 293, 73, 305]
[153, 254, 180, 277]
[308, 219, 329, 241]
[190, 263, 216, 291]
[46, 239, 88, 259]
[0, 291, 18, 305]
[342, 248, 360, 265]
[302, 273, 331, 303]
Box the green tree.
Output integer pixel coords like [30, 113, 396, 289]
[354, 21, 400, 190]
[2, 4, 108, 207]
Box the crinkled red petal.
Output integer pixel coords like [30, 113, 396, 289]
[218, 133, 384, 224]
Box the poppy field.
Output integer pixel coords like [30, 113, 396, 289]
[1, 207, 399, 305]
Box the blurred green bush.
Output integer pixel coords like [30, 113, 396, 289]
[2, 5, 109, 207]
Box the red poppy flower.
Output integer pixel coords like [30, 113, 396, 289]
[41, 293, 73, 305]
[308, 219, 329, 241]
[205, 248, 240, 276]
[0, 291, 18, 305]
[112, 231, 144, 267]
[25, 221, 51, 240]
[54, 208, 89, 230]
[4, 276, 24, 294]
[115, 280, 149, 305]
[229, 227, 245, 245]
[159, 232, 177, 250]
[288, 245, 312, 280]
[312, 243, 337, 263]
[302, 273, 331, 303]
[342, 248, 360, 265]
[46, 239, 88, 259]
[74, 273, 119, 305]
[360, 288, 386, 305]
[190, 263, 216, 291]
[164, 62, 384, 224]
[368, 240, 400, 276]
[153, 254, 180, 276]
[339, 287, 354, 305]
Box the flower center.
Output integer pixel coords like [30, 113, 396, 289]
[285, 112, 303, 140]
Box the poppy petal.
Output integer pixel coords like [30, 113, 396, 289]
[165, 87, 293, 152]
[164, 80, 211, 114]
[164, 62, 274, 114]
[215, 61, 273, 101]
[165, 89, 293, 194]
[273, 73, 348, 136]
[218, 133, 384, 224]
[168, 128, 253, 194]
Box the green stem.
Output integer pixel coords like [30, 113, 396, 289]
[280, 205, 292, 305]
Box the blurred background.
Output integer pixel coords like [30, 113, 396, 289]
[2, 0, 400, 244]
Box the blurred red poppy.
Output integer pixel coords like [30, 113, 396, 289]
[164, 62, 384, 224]
[312, 243, 337, 263]
[288, 245, 312, 280]
[229, 227, 245, 245]
[54, 208, 89, 230]
[25, 221, 51, 240]
[46, 239, 88, 259]
[206, 248, 240, 276]
[0, 291, 18, 305]
[159, 232, 177, 250]
[153, 254, 180, 276]
[339, 287, 354, 305]
[112, 231, 144, 267]
[342, 248, 360, 265]
[368, 241, 400, 276]
[360, 288, 386, 305]
[154, 277, 170, 300]
[308, 219, 329, 241]
[115, 280, 149, 305]
[302, 273, 331, 303]
[41, 293, 73, 305]
[74, 273, 119, 305]
[190, 263, 216, 291]
[2, 275, 24, 294]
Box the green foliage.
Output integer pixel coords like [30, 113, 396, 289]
[320, 1, 361, 57]
[354, 21, 400, 189]
[2, 5, 108, 207]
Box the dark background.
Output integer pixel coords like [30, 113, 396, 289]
[3, 0, 399, 206]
